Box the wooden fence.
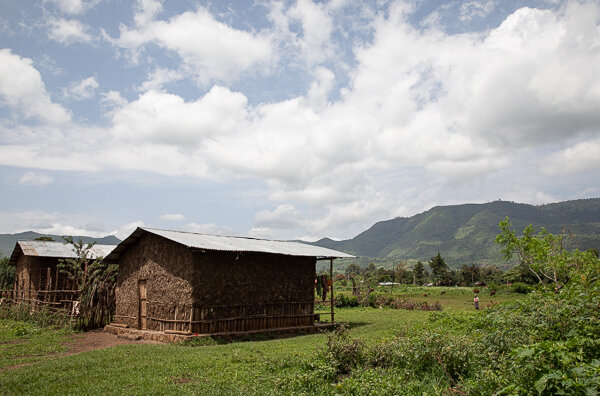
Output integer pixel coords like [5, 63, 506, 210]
[114, 301, 321, 335]
[0, 288, 81, 315]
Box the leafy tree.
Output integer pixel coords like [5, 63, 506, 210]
[345, 263, 361, 276]
[413, 261, 425, 284]
[479, 265, 504, 285]
[496, 217, 600, 291]
[361, 262, 376, 276]
[58, 236, 96, 290]
[428, 252, 449, 285]
[393, 261, 407, 284]
[460, 264, 480, 286]
[446, 270, 460, 286]
[34, 236, 55, 241]
[501, 263, 538, 285]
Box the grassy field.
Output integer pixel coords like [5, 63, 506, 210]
[0, 287, 523, 395]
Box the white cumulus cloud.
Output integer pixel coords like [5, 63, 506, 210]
[159, 213, 185, 221]
[109, 5, 273, 85]
[0, 49, 71, 124]
[48, 18, 93, 44]
[109, 220, 145, 240]
[19, 172, 54, 186]
[64, 76, 99, 100]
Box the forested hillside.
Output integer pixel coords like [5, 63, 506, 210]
[311, 198, 600, 267]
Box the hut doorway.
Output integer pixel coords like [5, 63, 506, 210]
[138, 280, 147, 330]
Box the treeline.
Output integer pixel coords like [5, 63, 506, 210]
[334, 251, 584, 289]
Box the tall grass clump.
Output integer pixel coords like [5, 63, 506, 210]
[0, 303, 72, 329]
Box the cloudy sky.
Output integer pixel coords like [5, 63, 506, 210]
[0, 0, 599, 241]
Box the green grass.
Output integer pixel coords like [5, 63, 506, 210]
[0, 289, 523, 395]
[335, 285, 520, 310]
[0, 319, 72, 371]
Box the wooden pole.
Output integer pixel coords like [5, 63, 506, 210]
[54, 267, 59, 303]
[330, 258, 334, 324]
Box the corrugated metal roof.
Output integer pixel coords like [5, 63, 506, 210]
[9, 241, 116, 265]
[105, 227, 354, 262]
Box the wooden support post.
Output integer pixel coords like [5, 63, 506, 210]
[330, 258, 335, 324]
[54, 267, 59, 302]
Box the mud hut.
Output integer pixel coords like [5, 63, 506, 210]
[7, 240, 116, 304]
[104, 227, 353, 337]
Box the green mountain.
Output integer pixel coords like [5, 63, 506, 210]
[0, 232, 121, 258]
[311, 198, 600, 268]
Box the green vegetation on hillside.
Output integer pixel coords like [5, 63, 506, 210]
[313, 198, 600, 267]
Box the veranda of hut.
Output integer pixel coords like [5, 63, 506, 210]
[112, 231, 317, 334]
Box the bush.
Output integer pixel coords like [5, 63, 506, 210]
[511, 281, 532, 294]
[334, 294, 359, 308]
[322, 325, 366, 377]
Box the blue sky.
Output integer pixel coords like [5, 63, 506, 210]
[1, 0, 599, 241]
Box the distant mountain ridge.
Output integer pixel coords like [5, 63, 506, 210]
[0, 231, 121, 258]
[309, 198, 600, 267]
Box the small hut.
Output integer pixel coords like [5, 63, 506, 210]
[104, 227, 352, 337]
[7, 240, 116, 305]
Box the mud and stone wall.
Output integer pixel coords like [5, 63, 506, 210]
[114, 232, 194, 330]
[14, 254, 32, 298]
[192, 250, 315, 306]
[191, 251, 315, 326]
[13, 253, 79, 301]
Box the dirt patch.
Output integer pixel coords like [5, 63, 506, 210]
[172, 376, 193, 384]
[61, 329, 156, 355]
[1, 329, 158, 372]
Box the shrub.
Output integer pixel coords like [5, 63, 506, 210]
[322, 325, 366, 377]
[334, 294, 359, 308]
[511, 281, 532, 294]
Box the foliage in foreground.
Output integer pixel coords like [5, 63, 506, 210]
[287, 280, 600, 395]
[287, 220, 600, 395]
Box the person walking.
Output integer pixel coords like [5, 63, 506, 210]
[474, 294, 480, 310]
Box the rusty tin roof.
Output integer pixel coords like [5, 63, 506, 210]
[9, 241, 117, 266]
[104, 227, 354, 263]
